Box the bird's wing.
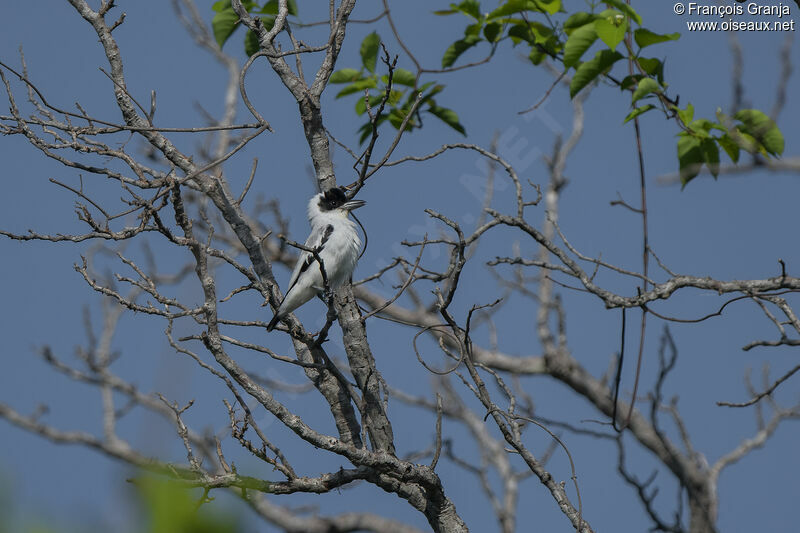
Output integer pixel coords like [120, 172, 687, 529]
[284, 223, 335, 295]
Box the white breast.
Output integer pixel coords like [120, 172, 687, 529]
[318, 217, 361, 287]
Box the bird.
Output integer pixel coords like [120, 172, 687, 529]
[267, 187, 365, 332]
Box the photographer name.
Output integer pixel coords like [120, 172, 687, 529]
[687, 2, 791, 18]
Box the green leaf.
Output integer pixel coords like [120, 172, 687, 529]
[388, 108, 410, 130]
[355, 93, 385, 115]
[357, 123, 372, 144]
[637, 57, 664, 83]
[677, 103, 694, 126]
[391, 68, 416, 87]
[260, 0, 298, 15]
[330, 68, 362, 84]
[355, 97, 366, 116]
[453, 0, 482, 19]
[717, 134, 740, 164]
[403, 82, 433, 107]
[688, 119, 714, 136]
[336, 77, 377, 98]
[366, 87, 403, 107]
[602, 0, 642, 25]
[259, 1, 278, 14]
[564, 12, 598, 34]
[433, 9, 458, 15]
[631, 77, 661, 103]
[260, 0, 297, 16]
[358, 115, 389, 144]
[442, 34, 482, 67]
[677, 135, 704, 185]
[483, 22, 503, 42]
[488, 0, 530, 18]
[537, 0, 562, 15]
[734, 109, 784, 156]
[464, 22, 483, 37]
[709, 121, 727, 132]
[634, 28, 680, 48]
[528, 21, 555, 43]
[620, 74, 643, 91]
[428, 105, 467, 135]
[563, 23, 598, 67]
[623, 104, 655, 123]
[360, 32, 381, 73]
[213, 0, 256, 11]
[508, 24, 529, 44]
[594, 13, 627, 50]
[244, 28, 260, 56]
[489, 0, 554, 18]
[388, 90, 404, 106]
[509, 21, 552, 44]
[569, 49, 622, 97]
[735, 130, 760, 153]
[140, 476, 239, 533]
[529, 46, 546, 65]
[418, 84, 446, 106]
[212, 7, 241, 49]
[517, 0, 563, 15]
[701, 138, 720, 178]
[416, 81, 436, 93]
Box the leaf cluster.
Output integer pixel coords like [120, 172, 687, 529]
[0, 475, 241, 533]
[676, 106, 784, 185]
[435, 0, 562, 67]
[329, 33, 466, 143]
[139, 477, 240, 533]
[438, 0, 784, 186]
[212, 0, 298, 56]
[207, 0, 785, 185]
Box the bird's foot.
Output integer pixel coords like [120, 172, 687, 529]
[311, 309, 338, 345]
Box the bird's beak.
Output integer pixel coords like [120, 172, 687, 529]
[342, 199, 366, 211]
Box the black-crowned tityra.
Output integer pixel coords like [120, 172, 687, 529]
[267, 187, 365, 332]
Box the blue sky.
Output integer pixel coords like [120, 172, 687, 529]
[1, 1, 798, 532]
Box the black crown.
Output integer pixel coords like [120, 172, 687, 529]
[320, 186, 347, 211]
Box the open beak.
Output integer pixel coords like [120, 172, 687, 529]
[342, 199, 366, 211]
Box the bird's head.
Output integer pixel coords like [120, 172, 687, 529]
[309, 187, 365, 220]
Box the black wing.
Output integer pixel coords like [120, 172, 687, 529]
[284, 224, 334, 295]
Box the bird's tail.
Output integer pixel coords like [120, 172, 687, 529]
[266, 313, 281, 332]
